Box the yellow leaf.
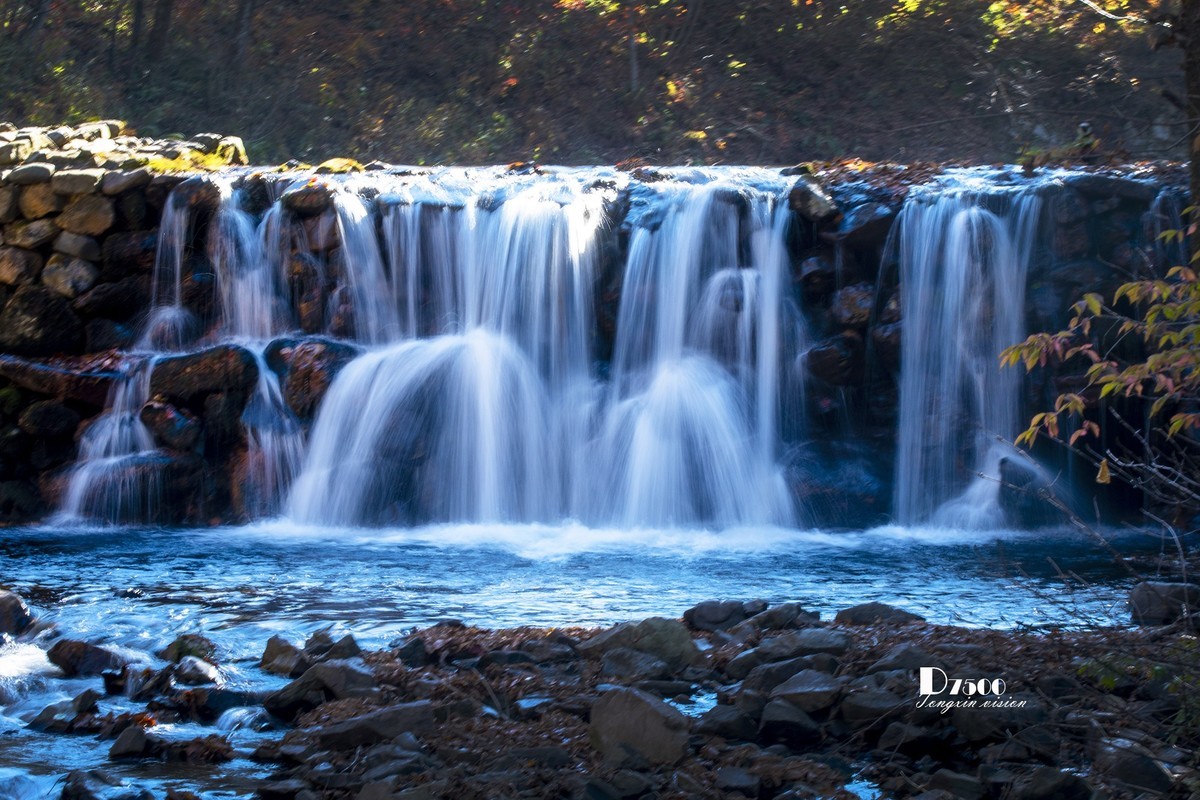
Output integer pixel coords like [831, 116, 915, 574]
[1096, 459, 1111, 485]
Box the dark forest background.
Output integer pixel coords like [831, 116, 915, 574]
[0, 0, 1188, 165]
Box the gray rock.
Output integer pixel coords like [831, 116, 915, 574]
[53, 231, 102, 261]
[868, 643, 944, 673]
[602, 647, 670, 680]
[928, 769, 984, 800]
[771, 669, 845, 712]
[715, 766, 761, 796]
[1093, 737, 1173, 794]
[683, 599, 746, 631]
[0, 588, 33, 635]
[787, 175, 839, 224]
[758, 697, 820, 745]
[4, 218, 59, 249]
[696, 704, 758, 740]
[878, 721, 941, 753]
[312, 701, 434, 749]
[1129, 581, 1200, 625]
[7, 162, 56, 185]
[589, 687, 689, 766]
[101, 168, 152, 196]
[47, 639, 129, 677]
[840, 689, 905, 727]
[834, 602, 925, 625]
[264, 657, 380, 721]
[175, 655, 221, 685]
[52, 168, 106, 195]
[577, 617, 699, 672]
[782, 627, 851, 657]
[741, 656, 812, 693]
[108, 726, 160, 759]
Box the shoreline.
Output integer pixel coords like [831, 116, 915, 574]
[2, 587, 1194, 799]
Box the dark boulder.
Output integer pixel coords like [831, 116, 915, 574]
[1129, 581, 1200, 625]
[834, 602, 925, 625]
[835, 202, 895, 247]
[85, 319, 137, 352]
[758, 698, 820, 746]
[683, 599, 747, 632]
[140, 400, 202, 451]
[269, 338, 360, 420]
[830, 283, 875, 327]
[311, 701, 435, 750]
[0, 354, 118, 406]
[73, 276, 150, 320]
[0, 480, 43, 523]
[100, 230, 157, 281]
[805, 332, 864, 385]
[47, 639, 130, 677]
[0, 588, 34, 635]
[17, 400, 80, 438]
[282, 181, 334, 217]
[263, 658, 381, 721]
[149, 345, 258, 407]
[0, 286, 85, 357]
[787, 176, 839, 224]
[589, 687, 689, 766]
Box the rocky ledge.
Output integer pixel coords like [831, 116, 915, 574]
[1, 582, 1197, 799]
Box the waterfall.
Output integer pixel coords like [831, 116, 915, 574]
[140, 191, 196, 350]
[55, 359, 160, 525]
[892, 183, 1043, 526]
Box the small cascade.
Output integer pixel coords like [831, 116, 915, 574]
[331, 192, 401, 343]
[239, 351, 305, 517]
[212, 184, 290, 340]
[140, 192, 196, 350]
[892, 181, 1043, 526]
[55, 360, 159, 524]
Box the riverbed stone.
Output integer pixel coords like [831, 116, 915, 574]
[830, 282, 875, 327]
[52, 231, 102, 261]
[1093, 737, 1173, 793]
[1129, 580, 1200, 625]
[176, 655, 221, 685]
[60, 769, 154, 800]
[48, 639, 130, 677]
[312, 701, 435, 749]
[771, 668, 845, 712]
[840, 688, 906, 727]
[261, 634, 312, 677]
[836, 602, 926, 625]
[602, 647, 671, 680]
[589, 687, 689, 766]
[683, 599, 746, 631]
[264, 657, 380, 721]
[696, 704, 758, 740]
[951, 693, 1047, 742]
[0, 588, 33, 635]
[0, 286, 85, 356]
[758, 697, 821, 745]
[577, 617, 699, 671]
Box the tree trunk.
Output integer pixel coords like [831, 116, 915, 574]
[147, 0, 174, 61]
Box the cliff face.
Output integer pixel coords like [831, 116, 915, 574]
[0, 127, 1184, 528]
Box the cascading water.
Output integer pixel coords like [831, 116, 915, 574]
[892, 179, 1043, 527]
[55, 359, 159, 524]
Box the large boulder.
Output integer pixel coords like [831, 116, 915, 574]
[17, 400, 80, 438]
[0, 588, 34, 635]
[0, 353, 117, 406]
[47, 639, 130, 677]
[311, 701, 434, 749]
[576, 617, 699, 672]
[770, 669, 845, 713]
[263, 658, 380, 721]
[589, 687, 689, 766]
[0, 286, 84, 356]
[149, 344, 258, 407]
[805, 332, 864, 386]
[100, 230, 157, 281]
[268, 338, 360, 420]
[1129, 581, 1200, 625]
[835, 602, 925, 625]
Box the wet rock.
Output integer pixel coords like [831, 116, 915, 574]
[261, 635, 311, 677]
[170, 176, 222, 214]
[771, 669, 845, 712]
[788, 176, 839, 224]
[108, 725, 161, 759]
[1062, 173, 1157, 202]
[683, 599, 747, 632]
[840, 688, 905, 728]
[577, 617, 699, 672]
[696, 704, 758, 740]
[776, 627, 851, 657]
[1129, 581, 1200, 625]
[73, 277, 149, 323]
[0, 286, 85, 356]
[0, 588, 33, 635]
[830, 282, 875, 327]
[273, 339, 360, 419]
[733, 602, 816, 633]
[139, 400, 201, 451]
[48, 639, 130, 677]
[175, 655, 220, 685]
[304, 630, 362, 661]
[835, 602, 925, 625]
[1093, 737, 1173, 794]
[758, 698, 820, 746]
[590, 687, 689, 766]
[742, 656, 813, 694]
[42, 254, 99, 298]
[282, 181, 334, 217]
[61, 769, 154, 800]
[1051, 191, 1088, 225]
[17, 400, 80, 438]
[19, 182, 65, 219]
[264, 658, 380, 721]
[100, 230, 157, 281]
[805, 332, 864, 385]
[312, 701, 435, 749]
[0, 246, 42, 285]
[0, 354, 117, 405]
[836, 202, 895, 247]
[58, 195, 115, 236]
[798, 254, 836, 298]
[149, 344, 258, 406]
